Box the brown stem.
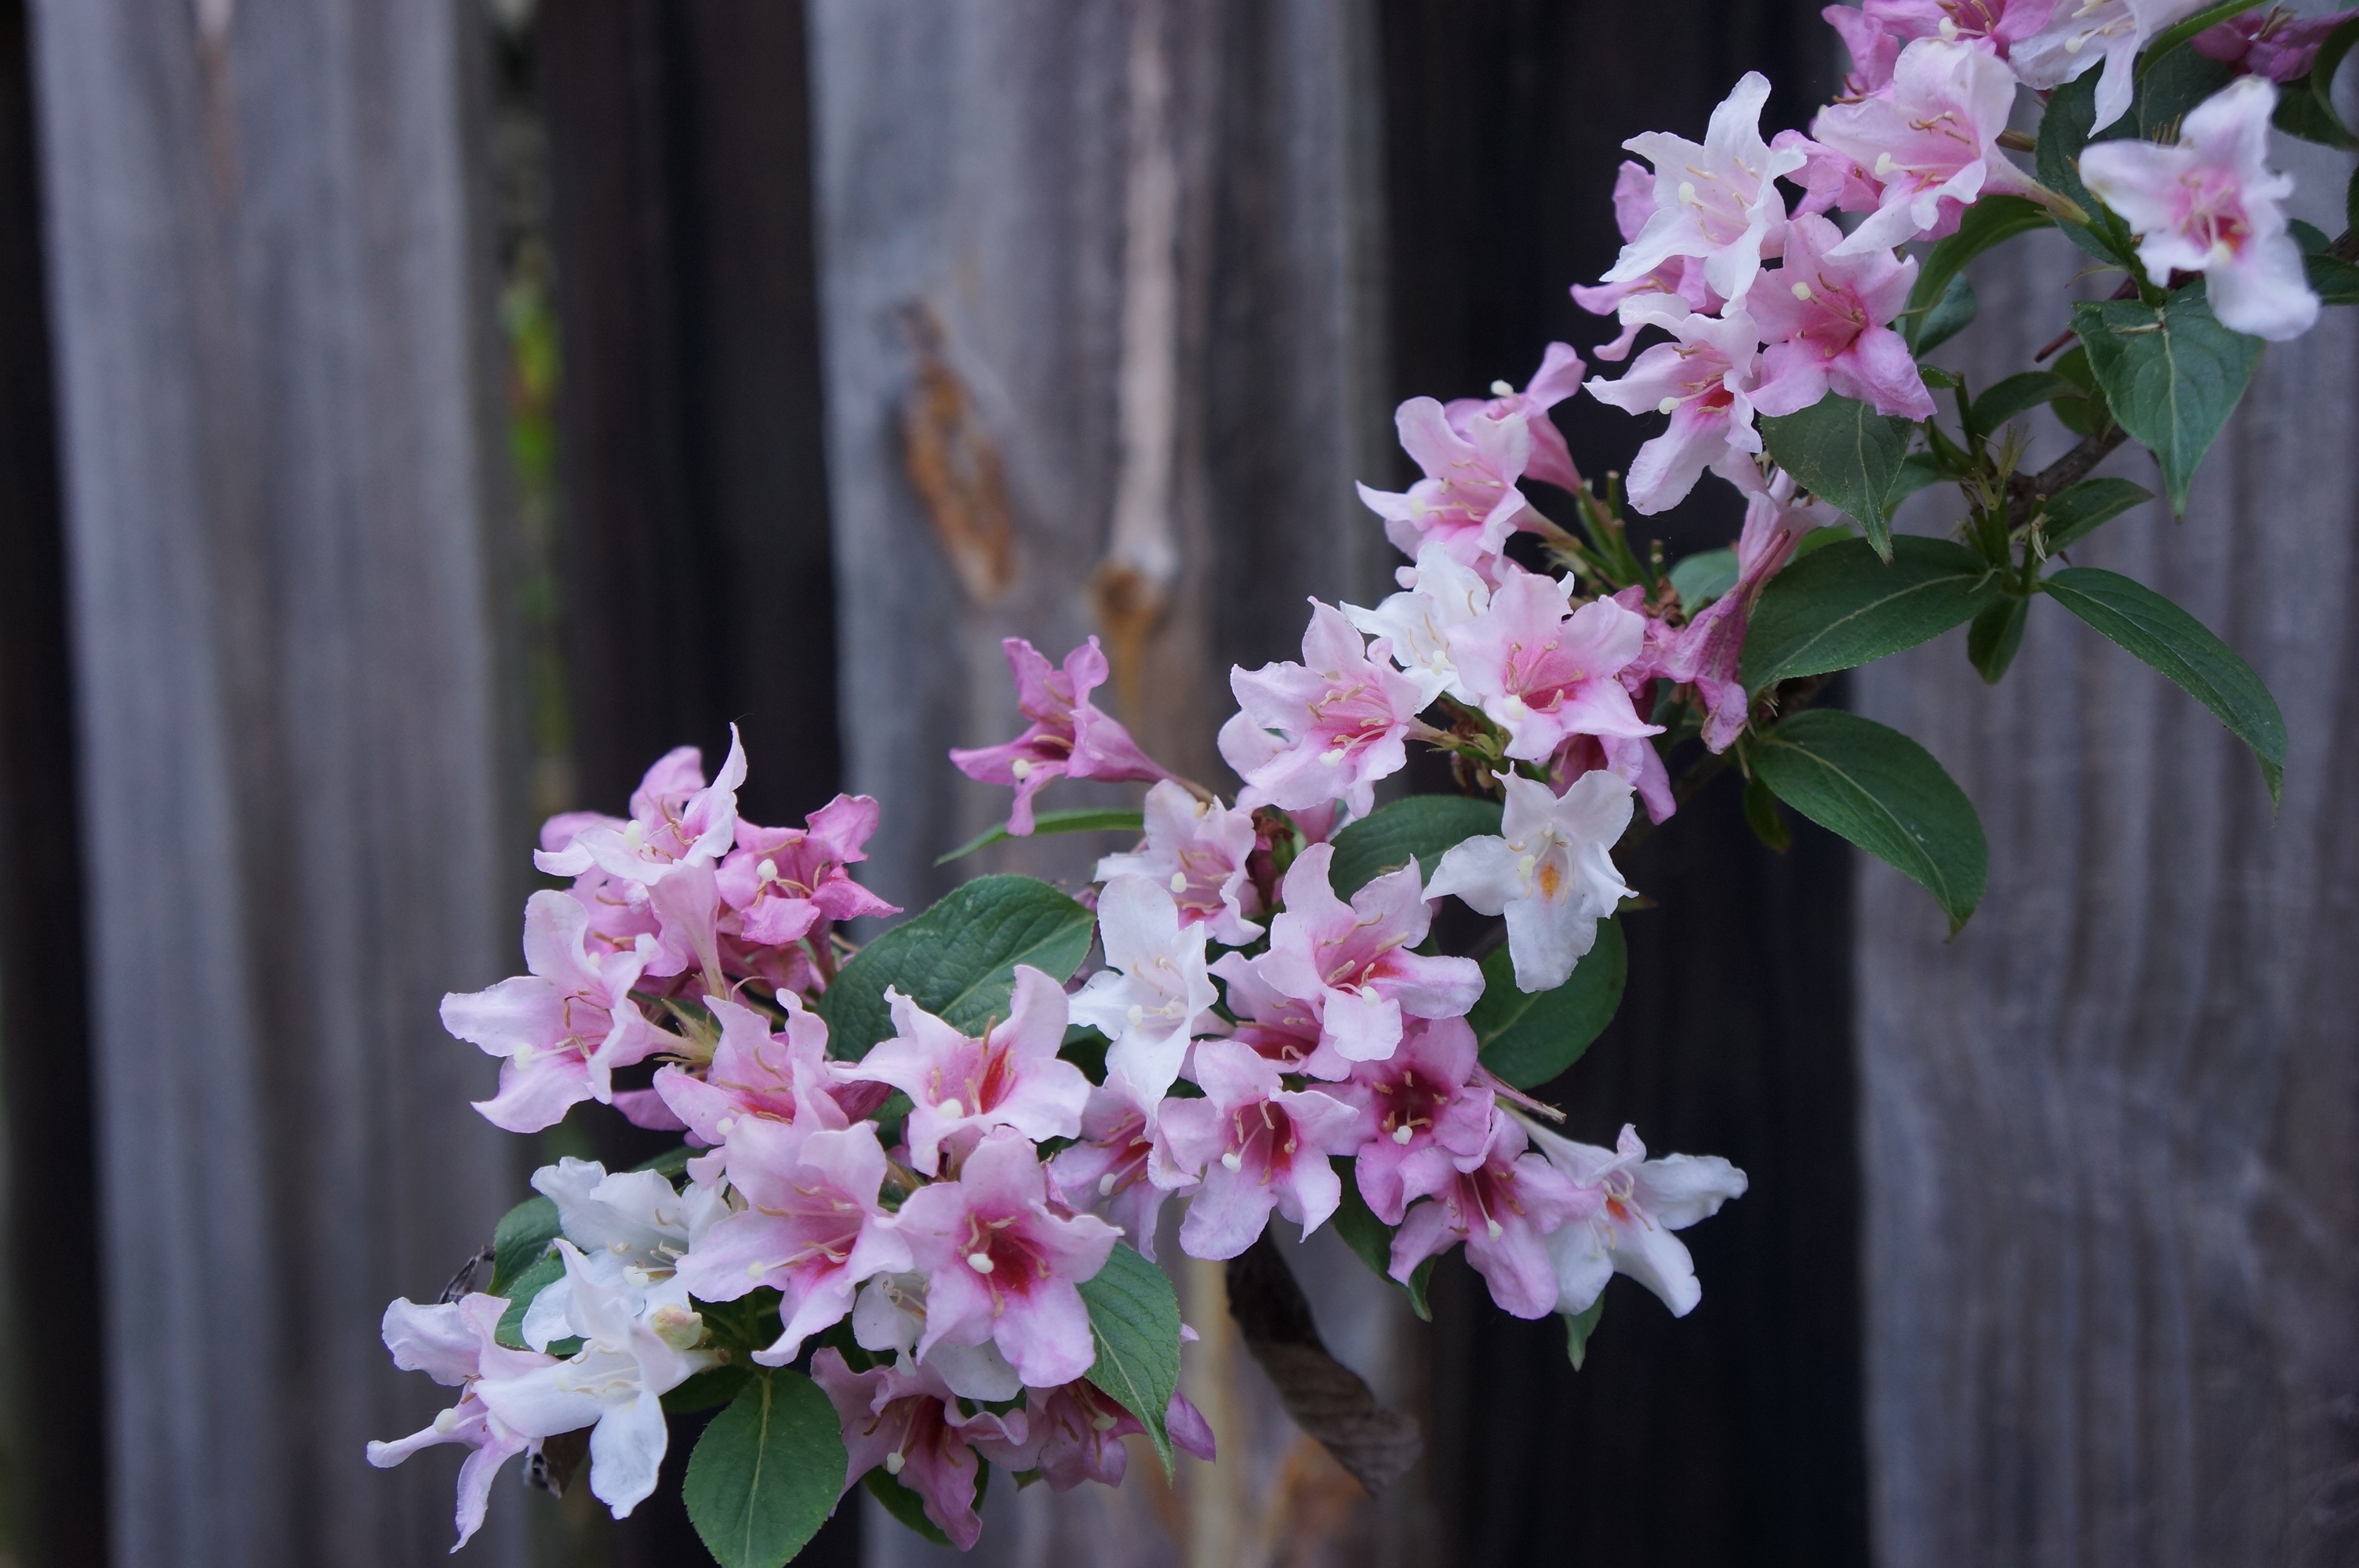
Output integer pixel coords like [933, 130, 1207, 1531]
[1225, 1236, 1422, 1496]
[2006, 425, 2130, 528]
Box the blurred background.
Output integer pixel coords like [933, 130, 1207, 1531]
[0, 3, 2353, 1566]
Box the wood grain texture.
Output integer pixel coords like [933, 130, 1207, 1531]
[27, 3, 522, 1564]
[1859, 143, 2359, 1566]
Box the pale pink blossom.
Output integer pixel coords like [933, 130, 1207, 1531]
[1255, 844, 1485, 1066]
[2194, 5, 2357, 82]
[1440, 341, 1588, 492]
[366, 1294, 556, 1551]
[1353, 397, 1536, 572]
[840, 966, 1091, 1176]
[1067, 876, 1222, 1100]
[1562, 729, 1678, 826]
[1826, 2, 1903, 95]
[1427, 771, 1636, 994]
[1336, 1015, 1496, 1225]
[849, 1272, 1025, 1401]
[1447, 569, 1659, 764]
[2078, 74, 2321, 341]
[1583, 307, 1765, 514]
[1095, 780, 1266, 946]
[651, 993, 874, 1155]
[1159, 1039, 1364, 1258]
[950, 637, 1172, 837]
[1524, 1120, 1750, 1318]
[891, 1131, 1121, 1388]
[518, 1158, 728, 1351]
[1575, 162, 1725, 361]
[534, 729, 747, 886]
[1049, 1073, 1193, 1260]
[1775, 128, 1886, 220]
[2014, 0, 2212, 131]
[1746, 212, 1934, 420]
[442, 889, 667, 1134]
[1834, 0, 2063, 80]
[1219, 601, 1426, 818]
[812, 1349, 1027, 1551]
[1388, 1116, 1594, 1319]
[1601, 73, 1805, 306]
[1209, 949, 1329, 1076]
[1344, 542, 1492, 710]
[1810, 38, 2041, 254]
[716, 793, 898, 947]
[975, 1381, 1219, 1491]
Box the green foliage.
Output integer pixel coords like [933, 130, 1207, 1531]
[490, 1194, 559, 1295]
[935, 807, 1147, 866]
[1325, 794, 1503, 900]
[2047, 346, 2113, 439]
[2292, 223, 2359, 305]
[1757, 395, 1919, 560]
[1332, 1162, 1436, 1319]
[1967, 596, 2030, 685]
[2139, 1, 2265, 71]
[1913, 272, 1979, 357]
[2037, 73, 2143, 265]
[1563, 1296, 1605, 1371]
[1968, 372, 2081, 438]
[663, 1364, 755, 1414]
[684, 1370, 846, 1568]
[2035, 477, 2150, 556]
[1668, 546, 1739, 612]
[816, 875, 1096, 1057]
[2310, 16, 2359, 143]
[1464, 919, 1626, 1088]
[1906, 197, 2051, 351]
[1743, 772, 1793, 852]
[2040, 567, 2287, 803]
[493, 1250, 563, 1351]
[2073, 285, 2263, 513]
[1747, 710, 1988, 932]
[1741, 536, 2006, 693]
[1077, 1243, 1183, 1474]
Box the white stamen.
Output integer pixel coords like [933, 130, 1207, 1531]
[1677, 180, 1698, 203]
[1790, 281, 1813, 300]
[966, 1251, 996, 1274]
[1393, 1125, 1415, 1145]
[1490, 379, 1514, 397]
[1656, 396, 1681, 416]
[757, 857, 779, 884]
[1220, 1151, 1244, 1172]
[1011, 758, 1033, 779]
[1100, 1172, 1120, 1196]
[1874, 152, 1896, 177]
[1169, 871, 1189, 894]
[884, 1450, 906, 1475]
[1485, 1218, 1504, 1239]
[938, 1098, 965, 1120]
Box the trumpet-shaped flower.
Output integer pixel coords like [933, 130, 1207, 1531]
[1388, 1116, 1594, 1319]
[1339, 1015, 1496, 1225]
[1601, 73, 1805, 306]
[850, 1271, 1027, 1403]
[534, 729, 747, 886]
[1648, 469, 1830, 751]
[1067, 876, 1222, 1101]
[1219, 601, 1426, 818]
[1049, 1073, 1193, 1259]
[840, 966, 1091, 1175]
[1441, 341, 1587, 492]
[975, 1380, 1219, 1492]
[891, 1131, 1121, 1388]
[1584, 307, 1765, 514]
[1158, 1039, 1365, 1258]
[2077, 74, 2321, 342]
[1345, 542, 1493, 710]
[442, 889, 667, 1134]
[812, 1349, 1027, 1551]
[1209, 949, 1330, 1076]
[1575, 162, 1725, 360]
[652, 993, 861, 1156]
[1447, 569, 1659, 764]
[1746, 212, 1933, 419]
[1427, 771, 1636, 994]
[2194, 5, 2359, 83]
[1524, 1120, 1750, 1317]
[716, 793, 898, 947]
[366, 1294, 556, 1550]
[1810, 38, 2041, 254]
[1256, 845, 1485, 1065]
[518, 1158, 727, 1351]
[1095, 780, 1266, 946]
[950, 637, 1172, 836]
[2014, 0, 2211, 132]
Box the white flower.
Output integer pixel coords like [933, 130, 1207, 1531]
[850, 1272, 1024, 1402]
[1601, 71, 1805, 304]
[2012, 0, 2211, 134]
[1068, 876, 1222, 1100]
[1426, 771, 1635, 993]
[518, 1158, 726, 1351]
[1523, 1120, 1748, 1318]
[1344, 541, 1494, 708]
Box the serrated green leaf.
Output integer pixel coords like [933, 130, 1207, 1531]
[1325, 794, 1503, 900]
[1331, 1162, 1435, 1319]
[816, 875, 1096, 1058]
[493, 1250, 564, 1349]
[1758, 395, 1917, 558]
[2074, 285, 2262, 513]
[1743, 771, 1793, 852]
[1563, 1296, 1605, 1370]
[1907, 198, 2051, 354]
[2040, 566, 2286, 802]
[1969, 371, 2081, 436]
[2035, 476, 2150, 556]
[1749, 710, 1988, 932]
[1967, 595, 2030, 684]
[1463, 919, 1625, 1088]
[1669, 546, 1739, 612]
[1077, 1243, 1182, 1475]
[684, 1370, 845, 1568]
[490, 1194, 559, 1295]
[1741, 535, 2006, 693]
[934, 807, 1147, 866]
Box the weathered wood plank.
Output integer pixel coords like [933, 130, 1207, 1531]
[27, 3, 521, 1563]
[1859, 143, 2359, 1565]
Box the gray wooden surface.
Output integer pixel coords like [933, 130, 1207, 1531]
[805, 2, 1418, 1563]
[27, 3, 523, 1565]
[1859, 141, 2359, 1566]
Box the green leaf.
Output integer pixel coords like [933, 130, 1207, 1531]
[664, 1363, 754, 1414]
[631, 1144, 693, 1180]
[2047, 345, 2114, 439]
[935, 807, 1147, 866]
[1668, 546, 1739, 612]
[1563, 1296, 1605, 1371]
[1464, 919, 1625, 1088]
[1757, 395, 1918, 559]
[2273, 80, 2357, 151]
[2035, 476, 2150, 556]
[816, 875, 1096, 1058]
[1912, 271, 1979, 357]
[1742, 772, 1793, 852]
[2037, 74, 2143, 264]
[2313, 16, 2359, 142]
[493, 1250, 564, 1350]
[1325, 794, 1503, 900]
[1748, 710, 1988, 932]
[1969, 372, 2081, 437]
[1907, 198, 2051, 354]
[490, 1194, 559, 1295]
[1077, 1243, 1183, 1475]
[2040, 567, 2286, 802]
[2306, 249, 2359, 307]
[683, 1370, 845, 1568]
[2074, 285, 2263, 514]
[1332, 1162, 1435, 1319]
[1967, 595, 2030, 685]
[2139, 0, 2264, 70]
[1740, 535, 2006, 693]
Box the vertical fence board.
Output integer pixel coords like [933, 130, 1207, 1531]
[27, 3, 519, 1564]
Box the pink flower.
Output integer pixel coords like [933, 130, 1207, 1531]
[1524, 1120, 1749, 1318]
[1159, 1040, 1364, 1259]
[1254, 845, 1484, 1067]
[1209, 949, 1330, 1076]
[1809, 38, 2041, 255]
[1219, 601, 1426, 818]
[1427, 771, 1635, 994]
[1583, 306, 1765, 514]
[950, 637, 1172, 837]
[840, 966, 1091, 1176]
[1337, 1016, 1496, 1225]
[365, 1294, 555, 1550]
[716, 793, 899, 948]
[892, 1131, 1122, 1387]
[1833, 0, 2062, 84]
[674, 1116, 913, 1365]
[1774, 129, 1886, 220]
[534, 729, 747, 885]
[442, 889, 667, 1134]
[812, 1349, 1027, 1551]
[976, 1381, 1219, 1491]
[1095, 779, 1266, 946]
[1648, 469, 1829, 751]
[1746, 212, 1935, 420]
[1353, 397, 1536, 572]
[1067, 875, 1221, 1101]
[651, 993, 869, 1152]
[1601, 72, 1805, 306]
[1440, 341, 1589, 492]
[2015, 0, 2212, 133]
[2194, 5, 2357, 82]
[2078, 74, 2321, 342]
[1575, 162, 1725, 361]
[1049, 1074, 1193, 1261]
[1826, 3, 1903, 95]
[1388, 1116, 1593, 1320]
[1447, 569, 1659, 764]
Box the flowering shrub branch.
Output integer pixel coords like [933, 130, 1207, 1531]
[375, 4, 2353, 1557]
